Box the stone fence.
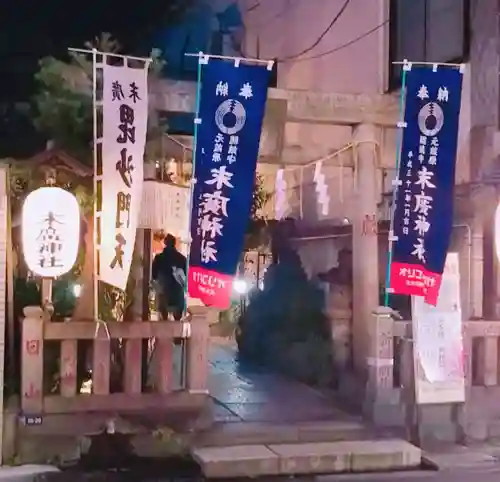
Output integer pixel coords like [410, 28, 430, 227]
[364, 307, 500, 443]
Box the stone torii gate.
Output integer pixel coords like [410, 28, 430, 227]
[152, 77, 400, 374]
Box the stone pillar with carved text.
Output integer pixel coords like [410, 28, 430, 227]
[186, 305, 211, 394]
[363, 306, 402, 426]
[21, 306, 44, 414]
[352, 123, 381, 374]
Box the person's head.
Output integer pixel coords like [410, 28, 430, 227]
[163, 234, 176, 249]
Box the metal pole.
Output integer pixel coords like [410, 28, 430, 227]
[178, 52, 205, 390]
[68, 47, 152, 63]
[184, 52, 274, 69]
[92, 48, 99, 322]
[383, 63, 409, 306]
[392, 60, 464, 68]
[5, 166, 15, 403]
[183, 52, 204, 315]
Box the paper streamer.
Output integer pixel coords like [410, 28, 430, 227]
[313, 161, 330, 216]
[274, 168, 288, 219]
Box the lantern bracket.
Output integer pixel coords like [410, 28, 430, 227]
[44, 168, 57, 187]
[41, 277, 54, 320]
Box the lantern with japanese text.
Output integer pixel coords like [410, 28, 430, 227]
[22, 187, 80, 278]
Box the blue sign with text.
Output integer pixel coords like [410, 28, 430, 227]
[188, 57, 271, 308]
[390, 65, 463, 305]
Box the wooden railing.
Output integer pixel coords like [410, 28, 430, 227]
[21, 306, 210, 415]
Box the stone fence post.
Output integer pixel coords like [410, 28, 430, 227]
[21, 306, 44, 414]
[364, 306, 400, 425]
[186, 305, 211, 394]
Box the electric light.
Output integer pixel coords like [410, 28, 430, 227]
[73, 284, 82, 298]
[233, 278, 249, 295]
[22, 187, 80, 278]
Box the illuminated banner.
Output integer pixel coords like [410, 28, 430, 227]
[390, 65, 463, 305]
[188, 57, 271, 308]
[100, 61, 149, 290]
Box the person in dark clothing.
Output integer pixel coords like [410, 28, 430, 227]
[152, 234, 187, 321]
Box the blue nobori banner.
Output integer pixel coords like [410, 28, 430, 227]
[188, 57, 271, 309]
[390, 65, 464, 305]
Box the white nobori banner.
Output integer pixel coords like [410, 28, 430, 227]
[412, 252, 465, 405]
[100, 62, 149, 290]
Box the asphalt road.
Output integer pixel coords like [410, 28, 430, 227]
[317, 464, 500, 482]
[5, 465, 500, 482]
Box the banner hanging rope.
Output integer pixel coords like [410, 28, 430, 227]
[271, 140, 380, 220]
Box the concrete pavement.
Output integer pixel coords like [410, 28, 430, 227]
[208, 342, 353, 424]
[317, 465, 500, 482]
[0, 465, 59, 481]
[193, 343, 423, 477]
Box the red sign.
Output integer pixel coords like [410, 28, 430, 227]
[188, 267, 232, 309]
[25, 340, 40, 356]
[390, 262, 441, 305]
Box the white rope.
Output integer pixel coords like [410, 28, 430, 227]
[94, 320, 111, 340]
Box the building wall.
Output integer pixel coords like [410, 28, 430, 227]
[240, 0, 474, 222]
[240, 0, 490, 321]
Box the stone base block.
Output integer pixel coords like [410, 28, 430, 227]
[347, 440, 421, 472]
[192, 445, 280, 478]
[268, 442, 350, 474]
[192, 439, 421, 477]
[196, 420, 368, 447]
[0, 464, 59, 481]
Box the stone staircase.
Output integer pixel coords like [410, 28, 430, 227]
[191, 419, 422, 478]
[191, 343, 422, 477]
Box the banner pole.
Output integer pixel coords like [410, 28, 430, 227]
[384, 61, 410, 307]
[69, 47, 152, 63]
[92, 48, 100, 322]
[392, 60, 463, 68]
[184, 52, 273, 68]
[183, 52, 205, 315]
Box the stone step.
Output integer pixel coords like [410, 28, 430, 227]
[192, 439, 422, 478]
[196, 420, 370, 447]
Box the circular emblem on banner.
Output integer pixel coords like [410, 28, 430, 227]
[418, 102, 444, 137]
[215, 99, 246, 135]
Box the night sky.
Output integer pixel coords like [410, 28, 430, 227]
[0, 0, 190, 157]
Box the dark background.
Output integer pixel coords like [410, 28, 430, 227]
[0, 0, 189, 158]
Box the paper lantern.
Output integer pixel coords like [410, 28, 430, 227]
[22, 187, 80, 278]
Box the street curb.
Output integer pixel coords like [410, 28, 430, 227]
[420, 454, 440, 471]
